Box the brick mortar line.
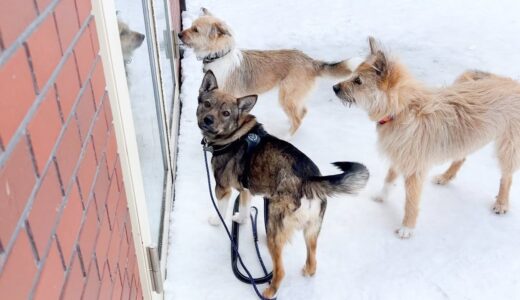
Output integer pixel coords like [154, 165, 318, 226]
[0, 54, 101, 273]
[27, 92, 109, 299]
[0, 14, 93, 168]
[0, 0, 61, 67]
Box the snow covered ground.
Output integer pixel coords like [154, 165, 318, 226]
[165, 0, 520, 299]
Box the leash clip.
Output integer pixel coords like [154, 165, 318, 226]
[201, 138, 214, 153]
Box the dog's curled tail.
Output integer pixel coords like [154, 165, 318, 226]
[454, 70, 493, 84]
[303, 162, 369, 200]
[316, 57, 364, 78]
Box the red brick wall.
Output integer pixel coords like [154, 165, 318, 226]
[0, 0, 142, 299]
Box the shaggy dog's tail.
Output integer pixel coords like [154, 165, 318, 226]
[316, 57, 364, 77]
[303, 162, 369, 200]
[455, 70, 493, 84]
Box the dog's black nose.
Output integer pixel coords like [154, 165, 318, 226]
[138, 33, 145, 42]
[204, 116, 214, 125]
[178, 32, 183, 39]
[333, 84, 340, 94]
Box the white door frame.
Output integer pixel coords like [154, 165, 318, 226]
[92, 0, 163, 298]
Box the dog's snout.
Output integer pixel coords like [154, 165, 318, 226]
[204, 115, 214, 125]
[138, 33, 145, 42]
[333, 84, 340, 94]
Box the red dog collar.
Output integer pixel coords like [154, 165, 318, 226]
[378, 115, 394, 125]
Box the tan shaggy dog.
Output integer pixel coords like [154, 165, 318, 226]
[179, 8, 359, 134]
[333, 37, 520, 238]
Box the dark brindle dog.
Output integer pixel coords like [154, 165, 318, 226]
[197, 71, 369, 298]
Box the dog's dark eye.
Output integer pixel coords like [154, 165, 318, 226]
[222, 111, 230, 117]
[193, 27, 198, 33]
[203, 101, 211, 108]
[354, 77, 362, 85]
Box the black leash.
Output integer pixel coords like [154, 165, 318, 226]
[202, 147, 275, 300]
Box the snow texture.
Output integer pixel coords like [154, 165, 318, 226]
[165, 0, 520, 299]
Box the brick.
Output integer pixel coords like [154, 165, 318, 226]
[0, 0, 37, 48]
[107, 222, 121, 278]
[129, 275, 137, 300]
[77, 137, 97, 202]
[73, 28, 95, 84]
[98, 262, 113, 300]
[26, 14, 62, 91]
[106, 177, 120, 229]
[27, 87, 62, 173]
[61, 253, 85, 300]
[75, 0, 92, 25]
[54, 0, 80, 50]
[95, 214, 111, 266]
[27, 164, 63, 255]
[111, 269, 123, 300]
[118, 226, 129, 269]
[90, 59, 106, 107]
[93, 158, 109, 217]
[56, 118, 82, 189]
[81, 258, 101, 299]
[0, 229, 37, 299]
[0, 139, 36, 243]
[35, 0, 53, 12]
[33, 238, 65, 300]
[121, 271, 130, 300]
[92, 104, 108, 159]
[89, 22, 100, 55]
[103, 93, 113, 127]
[79, 199, 98, 263]
[56, 184, 83, 265]
[55, 54, 81, 119]
[105, 130, 118, 176]
[0, 47, 36, 145]
[75, 82, 95, 141]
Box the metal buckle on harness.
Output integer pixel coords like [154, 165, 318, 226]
[201, 138, 214, 153]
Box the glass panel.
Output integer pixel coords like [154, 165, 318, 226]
[114, 0, 166, 248]
[154, 0, 175, 130]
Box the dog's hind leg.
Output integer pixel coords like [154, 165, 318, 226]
[373, 167, 398, 202]
[397, 172, 425, 239]
[302, 220, 322, 277]
[433, 158, 466, 185]
[494, 131, 520, 214]
[231, 189, 251, 224]
[208, 185, 231, 226]
[263, 198, 295, 298]
[279, 76, 314, 135]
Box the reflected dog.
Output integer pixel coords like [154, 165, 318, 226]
[333, 37, 520, 239]
[117, 18, 145, 74]
[198, 71, 369, 297]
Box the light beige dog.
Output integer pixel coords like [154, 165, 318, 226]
[333, 37, 520, 238]
[179, 8, 358, 134]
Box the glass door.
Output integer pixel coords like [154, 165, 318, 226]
[114, 0, 179, 291]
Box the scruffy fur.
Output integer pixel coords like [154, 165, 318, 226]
[117, 19, 145, 71]
[198, 71, 369, 297]
[333, 37, 520, 239]
[181, 8, 357, 134]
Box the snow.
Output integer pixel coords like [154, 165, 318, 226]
[165, 0, 520, 299]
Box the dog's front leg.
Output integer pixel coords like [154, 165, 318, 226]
[232, 189, 251, 224]
[373, 167, 398, 202]
[208, 185, 231, 226]
[396, 172, 424, 239]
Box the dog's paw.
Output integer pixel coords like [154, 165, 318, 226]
[208, 215, 221, 226]
[432, 175, 450, 185]
[262, 286, 278, 299]
[492, 202, 509, 214]
[301, 264, 316, 277]
[232, 212, 248, 224]
[395, 226, 414, 239]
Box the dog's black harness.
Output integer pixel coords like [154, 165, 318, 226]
[202, 125, 274, 300]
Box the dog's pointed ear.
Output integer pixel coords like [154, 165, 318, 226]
[199, 71, 218, 93]
[210, 22, 230, 38]
[368, 36, 380, 55]
[201, 7, 212, 16]
[372, 50, 388, 78]
[237, 95, 258, 114]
